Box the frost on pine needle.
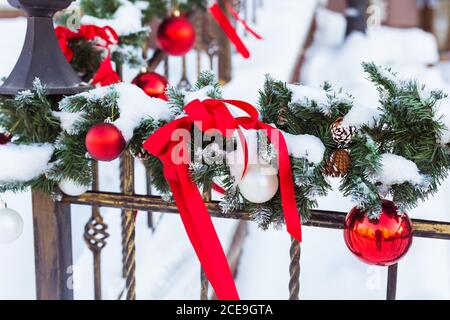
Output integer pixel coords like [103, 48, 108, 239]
[287, 83, 351, 116]
[251, 206, 274, 231]
[219, 188, 241, 216]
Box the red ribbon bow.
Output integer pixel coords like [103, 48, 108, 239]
[143, 99, 301, 300]
[55, 25, 121, 86]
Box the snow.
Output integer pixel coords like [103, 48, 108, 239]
[314, 8, 347, 47]
[184, 85, 214, 104]
[281, 132, 325, 165]
[71, 83, 172, 141]
[0, 143, 54, 182]
[434, 97, 450, 145]
[342, 103, 382, 128]
[288, 84, 329, 106]
[53, 111, 85, 135]
[81, 0, 145, 36]
[376, 153, 424, 186]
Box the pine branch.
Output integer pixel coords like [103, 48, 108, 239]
[80, 0, 121, 19]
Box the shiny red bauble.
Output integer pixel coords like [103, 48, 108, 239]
[85, 123, 126, 162]
[344, 200, 413, 266]
[132, 72, 168, 100]
[157, 16, 196, 56]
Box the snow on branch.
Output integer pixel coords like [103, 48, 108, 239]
[376, 153, 425, 186]
[81, 0, 146, 36]
[60, 83, 172, 141]
[0, 143, 54, 182]
[342, 103, 382, 128]
[281, 132, 326, 165]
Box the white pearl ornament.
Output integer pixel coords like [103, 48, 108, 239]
[58, 179, 89, 196]
[238, 164, 279, 204]
[0, 204, 24, 244]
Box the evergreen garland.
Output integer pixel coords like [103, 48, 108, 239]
[0, 80, 60, 193]
[80, 0, 122, 19]
[358, 62, 450, 214]
[2, 65, 450, 230]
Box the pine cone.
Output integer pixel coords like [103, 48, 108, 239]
[331, 117, 357, 145]
[324, 149, 351, 177]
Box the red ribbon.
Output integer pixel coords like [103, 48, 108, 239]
[224, 0, 263, 40]
[55, 25, 121, 86]
[209, 1, 262, 59]
[143, 99, 301, 300]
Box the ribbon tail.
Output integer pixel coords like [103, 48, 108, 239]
[224, 0, 263, 39]
[171, 165, 240, 300]
[209, 3, 250, 59]
[260, 123, 302, 241]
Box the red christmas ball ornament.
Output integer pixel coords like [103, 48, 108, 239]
[85, 123, 126, 162]
[157, 16, 196, 56]
[0, 132, 12, 145]
[132, 72, 168, 100]
[344, 200, 413, 266]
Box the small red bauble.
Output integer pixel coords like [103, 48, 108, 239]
[344, 200, 413, 266]
[0, 132, 12, 145]
[157, 16, 196, 56]
[85, 123, 126, 162]
[132, 72, 168, 100]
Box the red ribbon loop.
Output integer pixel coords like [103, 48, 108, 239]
[143, 98, 301, 300]
[55, 25, 121, 86]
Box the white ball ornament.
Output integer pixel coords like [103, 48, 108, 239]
[238, 164, 279, 204]
[58, 179, 89, 196]
[0, 203, 24, 244]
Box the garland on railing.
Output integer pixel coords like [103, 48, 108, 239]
[2, 64, 450, 294]
[2, 66, 450, 215]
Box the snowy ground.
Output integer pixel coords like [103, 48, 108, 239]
[1, 0, 450, 300]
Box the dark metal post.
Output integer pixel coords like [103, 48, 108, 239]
[386, 263, 398, 300]
[0, 0, 89, 95]
[0, 0, 91, 301]
[32, 190, 73, 300]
